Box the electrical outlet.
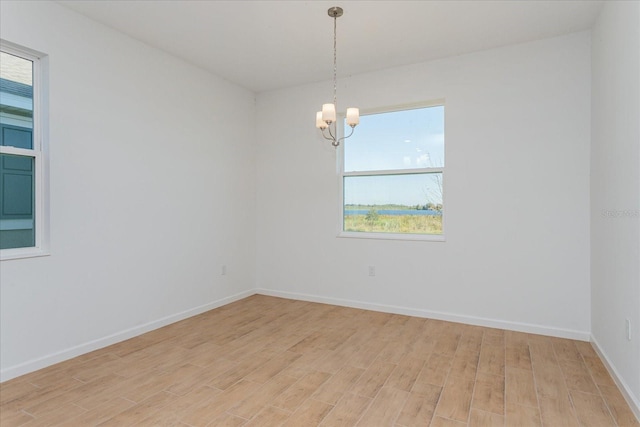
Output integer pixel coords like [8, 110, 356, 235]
[368, 266, 375, 277]
[626, 319, 631, 341]
[221, 265, 227, 276]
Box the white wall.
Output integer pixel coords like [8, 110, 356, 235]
[256, 33, 592, 339]
[0, 1, 256, 380]
[591, 0, 640, 411]
[0, 1, 605, 389]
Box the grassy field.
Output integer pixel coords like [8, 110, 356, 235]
[344, 213, 442, 234]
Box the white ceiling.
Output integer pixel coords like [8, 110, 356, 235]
[56, 0, 604, 93]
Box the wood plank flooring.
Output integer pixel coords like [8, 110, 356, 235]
[1, 295, 638, 426]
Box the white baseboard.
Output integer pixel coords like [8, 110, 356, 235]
[255, 288, 591, 341]
[0, 289, 254, 383]
[591, 337, 640, 422]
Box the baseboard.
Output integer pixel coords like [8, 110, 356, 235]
[591, 337, 640, 421]
[255, 288, 591, 341]
[0, 289, 255, 383]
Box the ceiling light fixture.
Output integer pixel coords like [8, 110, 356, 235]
[315, 6, 359, 148]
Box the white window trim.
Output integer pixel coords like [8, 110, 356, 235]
[1, 40, 50, 260]
[337, 101, 446, 242]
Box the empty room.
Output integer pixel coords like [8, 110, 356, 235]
[0, 0, 638, 426]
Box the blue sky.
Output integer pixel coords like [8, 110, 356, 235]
[343, 105, 444, 206]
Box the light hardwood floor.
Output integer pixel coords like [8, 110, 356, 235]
[1, 295, 638, 426]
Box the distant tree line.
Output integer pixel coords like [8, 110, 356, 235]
[416, 203, 443, 212]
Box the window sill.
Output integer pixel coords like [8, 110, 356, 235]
[338, 231, 445, 242]
[1, 247, 50, 261]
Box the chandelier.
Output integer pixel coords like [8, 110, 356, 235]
[315, 6, 359, 147]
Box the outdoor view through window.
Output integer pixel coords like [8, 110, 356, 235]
[342, 105, 444, 236]
[0, 50, 36, 250]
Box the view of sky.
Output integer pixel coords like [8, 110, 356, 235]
[343, 105, 444, 206]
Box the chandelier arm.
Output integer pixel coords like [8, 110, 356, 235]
[320, 124, 337, 143]
[321, 129, 335, 142]
[336, 124, 356, 146]
[327, 123, 336, 140]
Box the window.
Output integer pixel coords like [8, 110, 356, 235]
[340, 103, 444, 240]
[0, 42, 48, 259]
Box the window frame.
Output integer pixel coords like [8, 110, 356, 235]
[337, 101, 445, 242]
[0, 40, 49, 260]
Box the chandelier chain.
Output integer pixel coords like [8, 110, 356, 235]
[333, 13, 337, 108]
